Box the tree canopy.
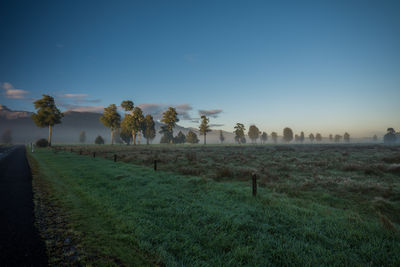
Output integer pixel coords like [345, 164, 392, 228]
[261, 132, 268, 144]
[143, 114, 156, 145]
[199, 115, 211, 144]
[248, 125, 261, 144]
[282, 127, 293, 143]
[234, 123, 246, 144]
[186, 130, 199, 144]
[121, 106, 144, 145]
[32, 94, 63, 146]
[100, 104, 121, 145]
[271, 132, 278, 143]
[160, 107, 179, 144]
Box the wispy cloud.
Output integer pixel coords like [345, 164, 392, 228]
[60, 93, 101, 104]
[198, 109, 223, 118]
[1, 82, 29, 99]
[60, 103, 104, 113]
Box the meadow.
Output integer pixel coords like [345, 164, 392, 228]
[29, 144, 400, 266]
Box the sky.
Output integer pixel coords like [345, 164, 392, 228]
[1, 0, 399, 137]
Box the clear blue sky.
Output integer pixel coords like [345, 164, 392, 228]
[1, 0, 399, 137]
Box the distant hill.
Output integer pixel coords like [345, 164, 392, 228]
[0, 106, 234, 144]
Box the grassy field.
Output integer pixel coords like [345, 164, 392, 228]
[29, 144, 400, 266]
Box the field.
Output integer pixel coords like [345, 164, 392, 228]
[29, 144, 400, 265]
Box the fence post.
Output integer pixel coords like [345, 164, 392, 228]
[154, 160, 157, 171]
[93, 152, 96, 158]
[79, 150, 82, 155]
[114, 154, 117, 162]
[252, 173, 257, 196]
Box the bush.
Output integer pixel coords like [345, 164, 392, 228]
[95, 135, 105, 145]
[36, 138, 49, 147]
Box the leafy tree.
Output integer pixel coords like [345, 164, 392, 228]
[160, 107, 179, 144]
[261, 132, 268, 144]
[79, 131, 86, 143]
[174, 131, 186, 144]
[199, 115, 211, 145]
[186, 130, 199, 144]
[316, 133, 322, 142]
[309, 133, 315, 142]
[143, 114, 156, 145]
[384, 128, 397, 144]
[300, 131, 305, 143]
[282, 127, 293, 143]
[32, 94, 63, 146]
[329, 134, 333, 142]
[1, 129, 12, 144]
[248, 125, 261, 144]
[95, 135, 104, 144]
[120, 128, 131, 145]
[343, 132, 350, 143]
[100, 104, 121, 145]
[373, 135, 378, 142]
[120, 100, 144, 145]
[234, 123, 246, 144]
[295, 134, 300, 142]
[334, 134, 342, 142]
[219, 130, 225, 144]
[271, 132, 278, 143]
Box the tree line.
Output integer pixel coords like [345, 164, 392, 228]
[27, 94, 398, 146]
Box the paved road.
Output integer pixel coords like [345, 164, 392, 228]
[0, 145, 48, 266]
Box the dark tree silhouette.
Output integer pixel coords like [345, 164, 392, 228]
[344, 132, 350, 143]
[271, 132, 278, 144]
[261, 132, 268, 144]
[282, 127, 293, 143]
[384, 128, 397, 144]
[248, 125, 261, 144]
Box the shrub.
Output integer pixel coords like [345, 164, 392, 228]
[36, 138, 49, 147]
[95, 135, 105, 145]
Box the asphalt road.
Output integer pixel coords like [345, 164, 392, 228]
[0, 145, 48, 266]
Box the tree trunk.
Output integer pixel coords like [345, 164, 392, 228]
[204, 133, 206, 145]
[146, 138, 149, 145]
[132, 130, 136, 145]
[111, 130, 114, 145]
[48, 125, 52, 146]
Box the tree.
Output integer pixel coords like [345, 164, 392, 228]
[300, 131, 305, 143]
[384, 128, 397, 144]
[32, 95, 63, 146]
[186, 130, 199, 144]
[160, 107, 179, 144]
[174, 131, 186, 144]
[334, 134, 342, 142]
[234, 123, 246, 144]
[79, 131, 86, 143]
[219, 130, 225, 144]
[261, 132, 268, 144]
[343, 132, 350, 143]
[120, 128, 131, 145]
[100, 104, 121, 145]
[282, 127, 293, 143]
[95, 135, 104, 144]
[120, 100, 144, 145]
[309, 133, 315, 142]
[1, 129, 12, 144]
[113, 128, 123, 144]
[248, 125, 261, 144]
[199, 115, 211, 145]
[373, 135, 378, 142]
[316, 133, 322, 142]
[143, 114, 156, 145]
[271, 132, 278, 143]
[295, 134, 300, 142]
[329, 134, 333, 142]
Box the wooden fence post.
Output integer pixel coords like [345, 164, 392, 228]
[252, 173, 257, 196]
[114, 154, 117, 162]
[154, 160, 157, 171]
[93, 152, 96, 158]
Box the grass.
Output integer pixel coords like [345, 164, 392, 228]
[29, 146, 400, 266]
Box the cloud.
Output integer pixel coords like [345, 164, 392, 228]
[138, 103, 194, 121]
[198, 109, 223, 118]
[61, 103, 104, 113]
[1, 82, 29, 99]
[60, 93, 101, 104]
[209, 124, 225, 128]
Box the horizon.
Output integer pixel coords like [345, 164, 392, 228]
[1, 0, 400, 137]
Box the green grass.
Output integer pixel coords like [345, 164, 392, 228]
[30, 147, 400, 266]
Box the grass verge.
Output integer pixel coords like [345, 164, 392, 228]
[29, 148, 400, 266]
